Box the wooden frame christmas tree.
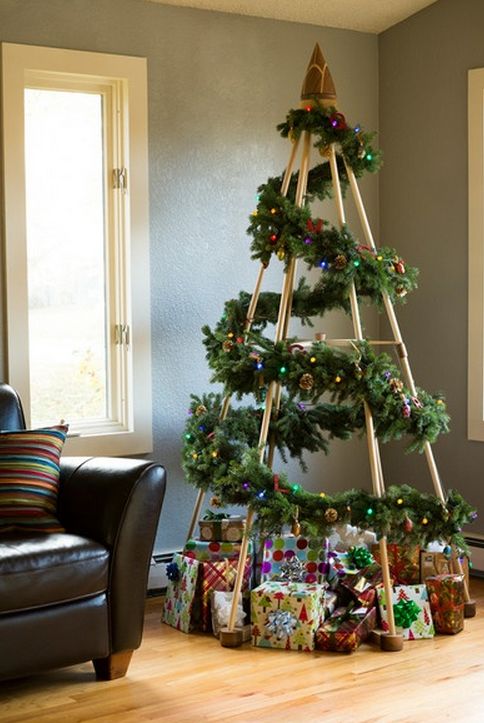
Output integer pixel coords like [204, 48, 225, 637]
[182, 44, 476, 651]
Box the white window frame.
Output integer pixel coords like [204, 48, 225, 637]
[468, 68, 484, 441]
[1, 43, 152, 455]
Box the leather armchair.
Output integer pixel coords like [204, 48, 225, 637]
[0, 383, 166, 681]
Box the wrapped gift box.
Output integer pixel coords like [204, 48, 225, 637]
[199, 516, 246, 542]
[371, 543, 420, 584]
[420, 550, 469, 588]
[200, 556, 252, 632]
[325, 549, 359, 589]
[377, 584, 435, 640]
[339, 563, 387, 608]
[426, 574, 465, 635]
[162, 554, 201, 633]
[211, 590, 246, 637]
[316, 605, 377, 653]
[251, 581, 326, 651]
[184, 538, 253, 562]
[261, 535, 327, 584]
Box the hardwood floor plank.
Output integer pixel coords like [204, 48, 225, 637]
[0, 579, 483, 722]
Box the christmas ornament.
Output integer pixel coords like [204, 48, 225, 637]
[396, 286, 407, 297]
[209, 495, 222, 508]
[394, 259, 406, 274]
[334, 254, 347, 269]
[195, 404, 207, 416]
[265, 610, 298, 639]
[389, 377, 404, 393]
[324, 507, 338, 523]
[403, 516, 414, 533]
[299, 373, 314, 390]
[222, 340, 234, 352]
[291, 505, 301, 536]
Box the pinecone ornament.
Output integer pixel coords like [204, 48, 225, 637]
[299, 373, 314, 390]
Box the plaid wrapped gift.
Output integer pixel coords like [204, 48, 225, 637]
[426, 574, 465, 635]
[339, 563, 387, 608]
[162, 554, 200, 633]
[371, 543, 420, 584]
[316, 605, 377, 653]
[184, 538, 253, 562]
[199, 516, 245, 542]
[251, 580, 326, 652]
[200, 556, 252, 631]
[377, 584, 435, 640]
[261, 535, 327, 584]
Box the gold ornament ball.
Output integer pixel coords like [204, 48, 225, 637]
[334, 254, 347, 269]
[210, 495, 222, 508]
[324, 507, 338, 523]
[299, 373, 314, 390]
[195, 404, 207, 416]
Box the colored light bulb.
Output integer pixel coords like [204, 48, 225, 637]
[367, 507, 374, 516]
[353, 260, 360, 267]
[280, 366, 287, 374]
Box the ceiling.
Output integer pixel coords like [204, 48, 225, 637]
[146, 0, 438, 34]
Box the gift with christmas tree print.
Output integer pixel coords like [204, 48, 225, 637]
[426, 574, 465, 635]
[261, 535, 327, 584]
[251, 580, 326, 651]
[315, 604, 377, 653]
[162, 554, 201, 633]
[377, 584, 435, 640]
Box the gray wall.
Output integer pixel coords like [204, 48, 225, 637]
[379, 0, 484, 535]
[0, 0, 379, 552]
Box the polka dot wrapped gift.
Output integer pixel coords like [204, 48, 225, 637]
[261, 535, 327, 584]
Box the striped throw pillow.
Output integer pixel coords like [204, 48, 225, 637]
[0, 425, 68, 533]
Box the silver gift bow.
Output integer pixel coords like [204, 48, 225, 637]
[265, 610, 298, 639]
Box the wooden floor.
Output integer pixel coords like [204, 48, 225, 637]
[1, 579, 484, 723]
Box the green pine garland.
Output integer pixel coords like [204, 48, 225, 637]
[182, 101, 477, 551]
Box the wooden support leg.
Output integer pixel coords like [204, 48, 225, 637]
[93, 650, 133, 680]
[330, 145, 403, 651]
[220, 508, 255, 647]
[451, 552, 476, 617]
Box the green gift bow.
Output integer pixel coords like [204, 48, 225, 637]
[393, 598, 421, 628]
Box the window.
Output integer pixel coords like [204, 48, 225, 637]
[468, 68, 484, 441]
[1, 43, 152, 455]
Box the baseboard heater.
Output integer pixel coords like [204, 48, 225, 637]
[466, 535, 484, 577]
[148, 551, 180, 595]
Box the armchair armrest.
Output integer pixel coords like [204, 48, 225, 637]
[57, 456, 166, 653]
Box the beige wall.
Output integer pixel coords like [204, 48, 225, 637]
[379, 0, 484, 535]
[0, 0, 379, 552]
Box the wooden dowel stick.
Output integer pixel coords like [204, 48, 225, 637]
[345, 162, 448, 503]
[227, 507, 255, 631]
[345, 160, 472, 610]
[185, 488, 205, 542]
[280, 136, 301, 197]
[244, 263, 267, 333]
[330, 145, 400, 642]
[378, 536, 398, 636]
[344, 160, 377, 250]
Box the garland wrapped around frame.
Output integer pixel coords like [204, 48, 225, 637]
[182, 101, 477, 553]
